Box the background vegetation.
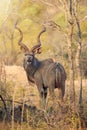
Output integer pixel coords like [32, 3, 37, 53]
[0, 0, 87, 130]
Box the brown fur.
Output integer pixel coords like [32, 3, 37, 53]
[23, 55, 66, 104]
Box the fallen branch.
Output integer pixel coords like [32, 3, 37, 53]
[0, 99, 31, 105]
[0, 95, 7, 112]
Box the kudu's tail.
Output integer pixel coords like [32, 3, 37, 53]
[55, 62, 66, 88]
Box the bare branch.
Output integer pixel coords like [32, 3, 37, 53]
[73, 0, 81, 39]
[46, 20, 67, 37]
[39, 0, 56, 8]
[0, 99, 31, 105]
[80, 16, 87, 23]
[0, 95, 7, 112]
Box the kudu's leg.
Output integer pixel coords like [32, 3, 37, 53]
[43, 87, 48, 105]
[58, 88, 63, 101]
[49, 86, 55, 100]
[58, 81, 65, 102]
[36, 83, 47, 108]
[48, 86, 57, 108]
[39, 87, 48, 109]
[62, 81, 65, 98]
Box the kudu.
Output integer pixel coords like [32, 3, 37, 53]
[16, 26, 66, 106]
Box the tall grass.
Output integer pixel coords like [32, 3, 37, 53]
[0, 59, 87, 130]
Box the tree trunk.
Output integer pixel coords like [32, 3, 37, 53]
[76, 42, 82, 106]
[67, 22, 75, 102]
[73, 4, 83, 124]
[65, 0, 75, 102]
[73, 3, 82, 106]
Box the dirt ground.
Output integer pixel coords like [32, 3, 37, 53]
[5, 65, 40, 106]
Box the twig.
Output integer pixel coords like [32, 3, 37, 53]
[80, 16, 87, 23]
[39, 0, 56, 8]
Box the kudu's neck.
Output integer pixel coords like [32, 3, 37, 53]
[31, 57, 40, 72]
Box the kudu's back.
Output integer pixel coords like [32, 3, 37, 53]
[35, 59, 66, 91]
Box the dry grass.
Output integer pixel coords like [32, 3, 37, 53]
[0, 64, 87, 130]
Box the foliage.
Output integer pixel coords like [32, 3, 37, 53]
[54, 13, 66, 29]
[19, 0, 44, 19]
[0, 1, 87, 67]
[0, 0, 87, 129]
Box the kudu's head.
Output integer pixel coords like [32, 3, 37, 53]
[16, 26, 46, 66]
